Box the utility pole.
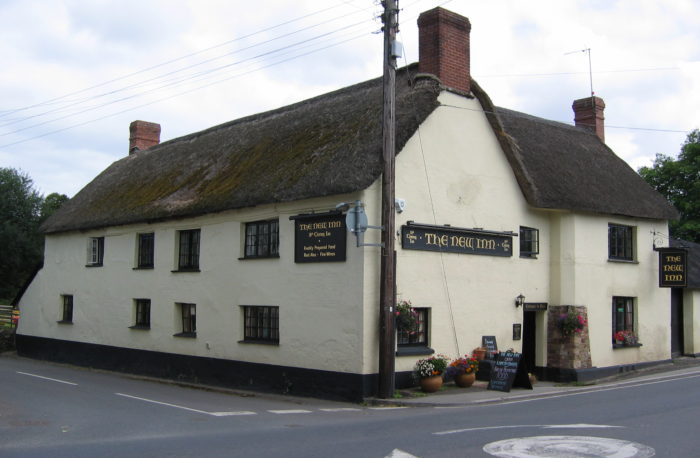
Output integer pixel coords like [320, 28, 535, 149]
[378, 0, 398, 399]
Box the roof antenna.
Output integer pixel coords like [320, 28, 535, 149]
[565, 48, 593, 96]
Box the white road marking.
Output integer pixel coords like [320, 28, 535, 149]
[319, 408, 362, 412]
[268, 409, 312, 414]
[17, 371, 77, 386]
[209, 411, 257, 416]
[116, 393, 211, 415]
[368, 406, 408, 410]
[384, 449, 419, 458]
[483, 436, 655, 458]
[434, 424, 622, 436]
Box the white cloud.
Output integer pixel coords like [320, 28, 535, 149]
[1, 0, 698, 196]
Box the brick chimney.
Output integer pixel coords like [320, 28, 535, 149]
[418, 7, 471, 94]
[129, 120, 161, 154]
[572, 96, 605, 142]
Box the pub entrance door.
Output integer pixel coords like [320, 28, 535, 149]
[671, 288, 684, 357]
[522, 311, 537, 374]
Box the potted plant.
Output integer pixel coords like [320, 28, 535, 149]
[614, 330, 639, 346]
[472, 346, 487, 361]
[446, 355, 479, 387]
[395, 300, 419, 335]
[558, 310, 587, 337]
[414, 354, 449, 393]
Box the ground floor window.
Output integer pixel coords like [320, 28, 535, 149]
[59, 295, 73, 323]
[175, 303, 196, 337]
[132, 299, 151, 329]
[242, 306, 279, 344]
[397, 307, 431, 355]
[612, 296, 639, 346]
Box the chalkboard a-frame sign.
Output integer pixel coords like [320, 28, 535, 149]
[487, 351, 533, 392]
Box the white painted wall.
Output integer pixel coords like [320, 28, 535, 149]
[18, 194, 374, 374]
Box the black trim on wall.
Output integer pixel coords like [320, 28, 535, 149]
[16, 335, 376, 402]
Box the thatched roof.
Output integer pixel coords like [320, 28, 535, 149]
[671, 238, 700, 288]
[42, 66, 440, 233]
[42, 66, 677, 234]
[471, 81, 678, 221]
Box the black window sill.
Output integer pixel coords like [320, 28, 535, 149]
[133, 266, 154, 270]
[85, 263, 103, 268]
[171, 268, 201, 273]
[57, 320, 73, 325]
[520, 254, 538, 259]
[396, 346, 434, 357]
[238, 255, 281, 261]
[129, 325, 151, 330]
[173, 332, 197, 338]
[608, 258, 638, 264]
[238, 339, 279, 346]
[613, 342, 643, 349]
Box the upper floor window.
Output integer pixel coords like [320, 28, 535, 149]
[86, 237, 104, 266]
[608, 224, 634, 261]
[519, 226, 539, 258]
[59, 295, 73, 323]
[177, 229, 200, 271]
[242, 305, 279, 344]
[137, 233, 154, 268]
[244, 220, 279, 259]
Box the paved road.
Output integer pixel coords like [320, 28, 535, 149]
[2, 354, 699, 457]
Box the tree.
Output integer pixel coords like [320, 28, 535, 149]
[638, 129, 700, 243]
[0, 169, 69, 303]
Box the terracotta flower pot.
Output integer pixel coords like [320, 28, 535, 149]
[454, 372, 476, 388]
[473, 348, 486, 361]
[419, 375, 443, 393]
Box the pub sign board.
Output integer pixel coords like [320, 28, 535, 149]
[401, 223, 513, 257]
[658, 249, 687, 288]
[292, 213, 346, 263]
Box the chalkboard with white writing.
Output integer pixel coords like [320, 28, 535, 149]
[487, 351, 523, 392]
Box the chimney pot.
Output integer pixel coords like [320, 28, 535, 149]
[573, 96, 605, 142]
[418, 7, 471, 93]
[129, 120, 161, 154]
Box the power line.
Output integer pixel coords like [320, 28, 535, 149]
[0, 1, 355, 119]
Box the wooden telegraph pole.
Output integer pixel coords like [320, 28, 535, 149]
[378, 0, 398, 399]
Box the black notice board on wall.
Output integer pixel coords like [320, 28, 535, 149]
[482, 336, 497, 354]
[487, 351, 532, 392]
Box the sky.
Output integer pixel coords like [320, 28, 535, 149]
[1, 0, 698, 197]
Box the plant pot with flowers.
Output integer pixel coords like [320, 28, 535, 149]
[395, 300, 420, 335]
[414, 354, 449, 393]
[614, 330, 639, 346]
[446, 355, 480, 388]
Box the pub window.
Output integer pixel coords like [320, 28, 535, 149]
[397, 308, 430, 355]
[176, 229, 200, 271]
[241, 305, 279, 344]
[136, 233, 155, 268]
[519, 226, 539, 258]
[59, 295, 73, 323]
[612, 296, 638, 346]
[86, 237, 104, 266]
[175, 302, 196, 337]
[244, 220, 279, 259]
[131, 299, 151, 329]
[608, 224, 634, 261]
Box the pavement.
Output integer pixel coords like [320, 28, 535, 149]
[368, 356, 700, 408]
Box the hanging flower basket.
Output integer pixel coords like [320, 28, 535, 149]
[558, 309, 587, 337]
[396, 300, 419, 334]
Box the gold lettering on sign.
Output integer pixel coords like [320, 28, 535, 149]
[665, 274, 683, 282]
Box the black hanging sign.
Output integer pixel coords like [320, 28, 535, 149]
[657, 249, 687, 288]
[291, 212, 346, 263]
[523, 302, 548, 312]
[487, 351, 532, 392]
[401, 223, 513, 257]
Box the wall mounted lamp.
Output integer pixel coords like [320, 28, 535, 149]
[515, 294, 525, 308]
